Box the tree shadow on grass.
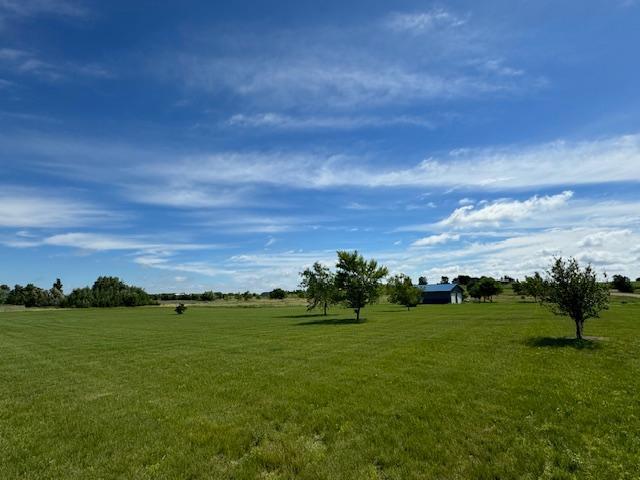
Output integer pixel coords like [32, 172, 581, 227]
[525, 336, 601, 350]
[295, 317, 365, 326]
[276, 313, 340, 319]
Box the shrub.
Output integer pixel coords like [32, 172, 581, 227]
[175, 303, 187, 314]
[269, 288, 287, 300]
[611, 275, 634, 293]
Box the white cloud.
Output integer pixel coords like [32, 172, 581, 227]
[577, 229, 633, 248]
[42, 232, 211, 253]
[134, 134, 640, 195]
[439, 191, 574, 227]
[387, 9, 467, 33]
[411, 232, 460, 247]
[5, 132, 640, 213]
[0, 188, 115, 228]
[226, 112, 436, 130]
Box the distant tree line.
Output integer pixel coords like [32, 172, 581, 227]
[0, 277, 156, 308]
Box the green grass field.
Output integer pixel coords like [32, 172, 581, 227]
[1, 300, 639, 479]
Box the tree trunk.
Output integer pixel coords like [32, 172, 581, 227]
[407, 306, 410, 311]
[355, 308, 360, 322]
[575, 318, 584, 339]
[323, 302, 327, 316]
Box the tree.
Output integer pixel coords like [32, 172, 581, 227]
[50, 278, 65, 306]
[0, 284, 9, 304]
[66, 287, 94, 308]
[467, 277, 503, 302]
[520, 272, 549, 303]
[388, 274, 422, 311]
[299, 262, 337, 315]
[440, 276, 449, 284]
[418, 276, 428, 285]
[334, 250, 388, 321]
[175, 303, 187, 314]
[544, 257, 609, 340]
[269, 288, 286, 300]
[453, 275, 473, 286]
[611, 275, 634, 293]
[201, 291, 215, 301]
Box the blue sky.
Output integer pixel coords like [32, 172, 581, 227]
[1, 0, 639, 293]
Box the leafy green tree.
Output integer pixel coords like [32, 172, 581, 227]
[519, 272, 549, 303]
[439, 276, 449, 284]
[175, 303, 187, 314]
[0, 284, 9, 304]
[50, 278, 65, 306]
[467, 277, 503, 302]
[544, 257, 609, 340]
[201, 291, 215, 301]
[335, 250, 388, 321]
[418, 276, 428, 285]
[66, 287, 94, 308]
[388, 274, 422, 311]
[299, 262, 337, 315]
[269, 288, 286, 300]
[611, 275, 634, 293]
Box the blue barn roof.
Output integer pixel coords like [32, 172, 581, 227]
[418, 284, 461, 293]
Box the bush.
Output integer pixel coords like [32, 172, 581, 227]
[175, 303, 187, 314]
[269, 288, 287, 300]
[612, 275, 634, 293]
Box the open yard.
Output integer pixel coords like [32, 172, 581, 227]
[1, 300, 639, 479]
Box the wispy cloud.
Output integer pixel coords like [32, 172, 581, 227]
[135, 134, 640, 194]
[158, 8, 536, 112]
[386, 9, 467, 33]
[0, 47, 111, 82]
[0, 0, 88, 18]
[226, 112, 436, 130]
[0, 188, 116, 228]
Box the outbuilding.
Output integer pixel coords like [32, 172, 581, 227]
[418, 284, 464, 304]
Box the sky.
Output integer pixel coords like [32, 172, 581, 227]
[1, 0, 640, 293]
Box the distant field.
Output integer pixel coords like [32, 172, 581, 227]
[1, 300, 639, 479]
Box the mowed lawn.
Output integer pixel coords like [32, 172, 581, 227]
[1, 301, 639, 479]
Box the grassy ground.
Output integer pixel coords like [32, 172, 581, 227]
[1, 300, 639, 479]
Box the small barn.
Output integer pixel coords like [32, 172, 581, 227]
[418, 284, 464, 304]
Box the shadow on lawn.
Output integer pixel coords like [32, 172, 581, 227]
[295, 317, 365, 326]
[276, 313, 340, 319]
[525, 336, 601, 350]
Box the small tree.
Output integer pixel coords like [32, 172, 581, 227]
[418, 276, 428, 286]
[175, 303, 187, 314]
[544, 257, 609, 340]
[335, 250, 388, 322]
[388, 274, 422, 311]
[299, 262, 337, 315]
[439, 276, 449, 284]
[269, 288, 287, 300]
[611, 275, 634, 293]
[467, 277, 503, 302]
[520, 272, 548, 303]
